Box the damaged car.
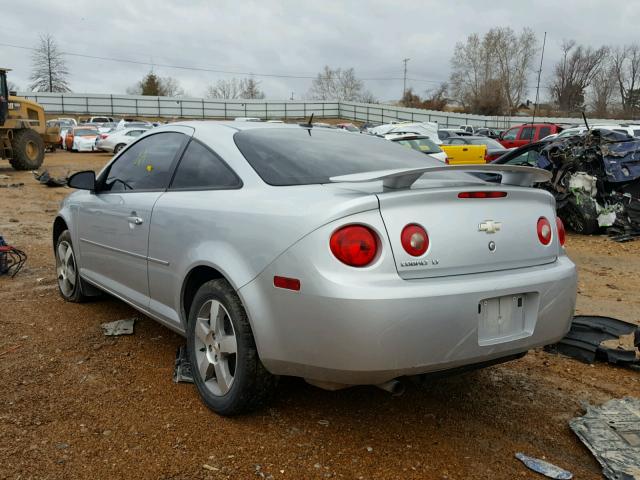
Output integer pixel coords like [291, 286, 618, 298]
[493, 128, 640, 238]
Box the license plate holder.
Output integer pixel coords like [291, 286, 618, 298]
[478, 293, 536, 346]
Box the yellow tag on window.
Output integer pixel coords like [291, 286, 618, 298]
[146, 164, 153, 172]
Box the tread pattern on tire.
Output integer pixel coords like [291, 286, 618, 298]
[9, 129, 45, 170]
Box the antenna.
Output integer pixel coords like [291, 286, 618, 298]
[582, 112, 590, 131]
[530, 32, 547, 143]
[402, 58, 410, 99]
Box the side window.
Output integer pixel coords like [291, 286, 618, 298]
[503, 128, 518, 140]
[126, 130, 144, 137]
[101, 132, 186, 192]
[171, 139, 241, 190]
[538, 126, 552, 139]
[519, 127, 535, 140]
[450, 138, 466, 145]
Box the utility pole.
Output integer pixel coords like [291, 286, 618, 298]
[402, 58, 410, 99]
[530, 32, 547, 143]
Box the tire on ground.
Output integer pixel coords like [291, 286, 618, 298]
[187, 279, 278, 416]
[9, 129, 45, 170]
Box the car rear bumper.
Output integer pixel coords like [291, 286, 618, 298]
[239, 255, 577, 385]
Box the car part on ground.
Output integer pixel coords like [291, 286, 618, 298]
[570, 397, 640, 480]
[514, 453, 573, 479]
[546, 315, 640, 367]
[173, 345, 194, 383]
[101, 318, 137, 336]
[33, 170, 67, 187]
[0, 235, 26, 277]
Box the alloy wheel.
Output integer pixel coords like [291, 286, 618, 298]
[56, 241, 77, 297]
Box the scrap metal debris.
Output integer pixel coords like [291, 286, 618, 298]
[101, 318, 136, 336]
[534, 129, 640, 240]
[570, 397, 640, 480]
[547, 315, 640, 367]
[32, 169, 67, 187]
[0, 235, 27, 277]
[515, 452, 573, 479]
[0, 182, 24, 188]
[173, 345, 193, 383]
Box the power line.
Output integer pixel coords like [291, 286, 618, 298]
[0, 41, 447, 84]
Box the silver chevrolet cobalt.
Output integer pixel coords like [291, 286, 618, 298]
[54, 122, 577, 415]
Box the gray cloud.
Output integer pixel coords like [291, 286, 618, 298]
[3, 0, 639, 101]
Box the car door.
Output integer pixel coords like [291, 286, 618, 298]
[500, 126, 520, 148]
[77, 129, 191, 308]
[147, 137, 243, 327]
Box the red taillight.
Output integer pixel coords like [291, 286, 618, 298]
[458, 191, 507, 199]
[537, 217, 552, 245]
[556, 217, 566, 246]
[401, 224, 429, 256]
[100, 134, 109, 139]
[445, 157, 450, 164]
[329, 225, 378, 267]
[273, 276, 301, 291]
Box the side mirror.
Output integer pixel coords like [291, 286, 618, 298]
[68, 170, 96, 191]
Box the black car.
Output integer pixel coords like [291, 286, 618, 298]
[475, 127, 502, 139]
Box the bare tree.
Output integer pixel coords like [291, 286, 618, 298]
[590, 61, 617, 117]
[239, 77, 265, 99]
[423, 83, 449, 110]
[308, 66, 368, 101]
[29, 34, 70, 92]
[205, 77, 265, 100]
[161, 77, 185, 97]
[612, 44, 640, 115]
[450, 28, 536, 115]
[549, 40, 608, 113]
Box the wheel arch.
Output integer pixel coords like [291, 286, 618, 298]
[181, 264, 238, 329]
[52, 215, 69, 248]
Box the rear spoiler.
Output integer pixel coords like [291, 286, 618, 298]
[330, 165, 552, 189]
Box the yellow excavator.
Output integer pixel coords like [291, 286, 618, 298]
[0, 68, 59, 170]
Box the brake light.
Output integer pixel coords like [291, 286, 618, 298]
[100, 134, 109, 139]
[458, 191, 507, 198]
[537, 217, 552, 245]
[401, 224, 429, 256]
[445, 157, 450, 164]
[273, 276, 301, 291]
[329, 225, 378, 267]
[556, 217, 566, 246]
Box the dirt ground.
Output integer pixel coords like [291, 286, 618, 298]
[1, 149, 639, 480]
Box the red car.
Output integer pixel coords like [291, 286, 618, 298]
[499, 123, 563, 148]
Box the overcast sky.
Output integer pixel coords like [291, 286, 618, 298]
[3, 0, 639, 101]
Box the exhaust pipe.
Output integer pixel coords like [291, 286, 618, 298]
[375, 379, 405, 396]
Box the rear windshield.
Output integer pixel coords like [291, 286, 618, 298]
[234, 128, 437, 186]
[74, 129, 97, 136]
[469, 138, 504, 149]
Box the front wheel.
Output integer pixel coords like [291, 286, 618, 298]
[187, 279, 277, 416]
[113, 143, 125, 154]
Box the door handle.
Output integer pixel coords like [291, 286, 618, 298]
[127, 216, 144, 225]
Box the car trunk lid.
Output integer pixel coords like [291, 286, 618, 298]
[376, 186, 559, 279]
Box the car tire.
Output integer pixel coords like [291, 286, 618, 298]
[187, 279, 277, 416]
[9, 129, 45, 170]
[114, 143, 125, 154]
[55, 230, 90, 303]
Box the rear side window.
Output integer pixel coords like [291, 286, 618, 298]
[234, 128, 435, 186]
[171, 139, 241, 190]
[102, 132, 186, 192]
[519, 127, 535, 140]
[538, 127, 552, 139]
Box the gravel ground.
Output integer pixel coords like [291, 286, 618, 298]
[1, 150, 639, 479]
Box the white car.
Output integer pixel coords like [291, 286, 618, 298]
[95, 127, 149, 153]
[384, 133, 448, 162]
[369, 122, 442, 144]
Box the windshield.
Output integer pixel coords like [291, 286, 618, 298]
[234, 127, 439, 186]
[394, 137, 443, 154]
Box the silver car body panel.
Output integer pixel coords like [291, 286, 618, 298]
[56, 121, 577, 385]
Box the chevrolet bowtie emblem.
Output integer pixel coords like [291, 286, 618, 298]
[479, 220, 502, 234]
